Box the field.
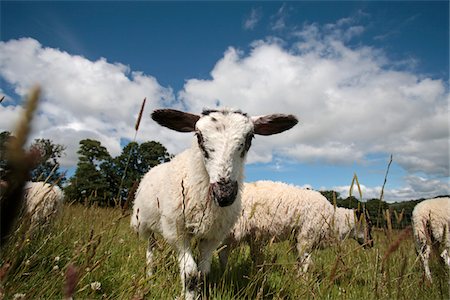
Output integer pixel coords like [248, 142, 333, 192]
[1, 204, 449, 300]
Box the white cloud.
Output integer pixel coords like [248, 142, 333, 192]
[270, 4, 290, 31]
[243, 8, 262, 30]
[0, 38, 183, 167]
[180, 24, 449, 180]
[331, 175, 450, 202]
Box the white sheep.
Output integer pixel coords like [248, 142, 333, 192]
[131, 108, 298, 300]
[219, 180, 373, 273]
[411, 197, 450, 282]
[23, 181, 64, 225]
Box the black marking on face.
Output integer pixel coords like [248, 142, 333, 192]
[195, 131, 209, 159]
[241, 132, 254, 157]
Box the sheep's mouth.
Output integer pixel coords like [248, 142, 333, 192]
[210, 180, 238, 207]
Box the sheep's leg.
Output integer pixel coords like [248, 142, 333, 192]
[441, 248, 450, 287]
[249, 238, 265, 267]
[146, 233, 157, 277]
[198, 238, 221, 275]
[441, 248, 450, 269]
[175, 238, 200, 300]
[296, 235, 313, 275]
[218, 236, 233, 270]
[419, 243, 432, 282]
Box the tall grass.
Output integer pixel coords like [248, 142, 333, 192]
[1, 203, 448, 299]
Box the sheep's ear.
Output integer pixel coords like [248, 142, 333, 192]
[252, 114, 298, 136]
[151, 109, 200, 132]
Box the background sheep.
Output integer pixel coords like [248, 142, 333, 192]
[411, 197, 450, 282]
[23, 181, 64, 225]
[131, 109, 298, 300]
[220, 180, 373, 273]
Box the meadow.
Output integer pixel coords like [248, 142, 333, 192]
[1, 203, 448, 300]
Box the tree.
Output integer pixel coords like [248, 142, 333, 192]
[65, 139, 112, 206]
[109, 141, 171, 204]
[65, 139, 171, 207]
[365, 198, 389, 227]
[29, 138, 66, 185]
[320, 190, 341, 204]
[337, 196, 361, 209]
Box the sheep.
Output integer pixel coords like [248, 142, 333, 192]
[23, 181, 64, 225]
[131, 108, 298, 300]
[219, 180, 373, 273]
[411, 197, 450, 282]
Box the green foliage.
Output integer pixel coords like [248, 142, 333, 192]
[320, 190, 341, 204]
[2, 205, 448, 299]
[365, 198, 390, 227]
[0, 131, 12, 179]
[29, 138, 66, 185]
[65, 139, 113, 205]
[65, 139, 171, 206]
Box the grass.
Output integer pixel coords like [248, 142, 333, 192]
[1, 204, 448, 300]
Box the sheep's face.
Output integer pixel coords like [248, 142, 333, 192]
[151, 108, 298, 208]
[195, 110, 254, 207]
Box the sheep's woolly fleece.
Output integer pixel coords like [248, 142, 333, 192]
[412, 197, 450, 281]
[24, 181, 64, 223]
[230, 180, 358, 245]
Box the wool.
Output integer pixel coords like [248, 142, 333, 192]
[411, 197, 450, 282]
[24, 181, 64, 224]
[221, 180, 372, 273]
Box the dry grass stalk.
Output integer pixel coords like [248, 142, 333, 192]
[1, 86, 41, 247]
[382, 227, 412, 265]
[394, 209, 404, 227]
[377, 154, 393, 227]
[116, 97, 147, 203]
[349, 172, 363, 201]
[385, 209, 393, 240]
[135, 97, 146, 131]
[64, 263, 79, 300]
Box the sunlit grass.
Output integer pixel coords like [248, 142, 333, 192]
[1, 204, 448, 299]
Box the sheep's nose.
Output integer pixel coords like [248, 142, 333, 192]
[211, 179, 238, 207]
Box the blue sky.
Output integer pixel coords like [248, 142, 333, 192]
[1, 1, 449, 201]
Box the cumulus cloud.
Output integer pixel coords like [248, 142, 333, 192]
[0, 38, 185, 167]
[180, 24, 449, 180]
